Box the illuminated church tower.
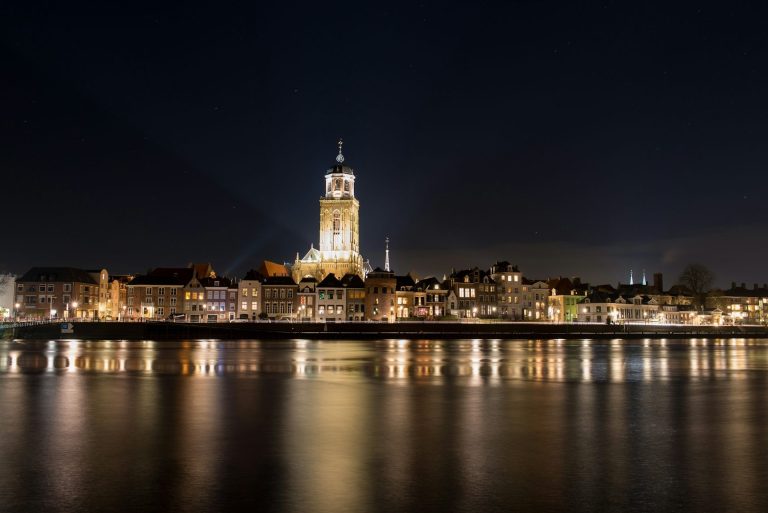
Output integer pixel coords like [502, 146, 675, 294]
[292, 140, 366, 281]
[319, 139, 360, 257]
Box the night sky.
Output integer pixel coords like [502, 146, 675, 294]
[3, 2, 768, 287]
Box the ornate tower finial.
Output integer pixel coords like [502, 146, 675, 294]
[384, 236, 390, 272]
[336, 138, 344, 164]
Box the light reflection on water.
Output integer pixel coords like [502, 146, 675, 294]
[1, 338, 766, 383]
[2, 338, 768, 513]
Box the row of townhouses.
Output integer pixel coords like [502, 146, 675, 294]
[6, 261, 768, 325]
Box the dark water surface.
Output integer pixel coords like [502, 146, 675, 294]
[1, 338, 768, 513]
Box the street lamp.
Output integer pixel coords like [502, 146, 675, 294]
[72, 301, 78, 320]
[14, 303, 20, 322]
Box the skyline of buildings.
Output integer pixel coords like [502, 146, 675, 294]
[2, 142, 766, 325]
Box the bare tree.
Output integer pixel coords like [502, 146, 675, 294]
[678, 263, 715, 309]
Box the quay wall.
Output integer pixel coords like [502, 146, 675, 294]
[3, 321, 768, 341]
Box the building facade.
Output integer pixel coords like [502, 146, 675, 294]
[448, 269, 480, 318]
[342, 273, 365, 321]
[297, 276, 317, 321]
[126, 268, 191, 320]
[15, 267, 102, 320]
[108, 274, 133, 320]
[316, 273, 346, 322]
[491, 261, 524, 319]
[707, 282, 768, 324]
[200, 276, 237, 322]
[395, 274, 416, 319]
[364, 268, 396, 321]
[262, 276, 298, 320]
[522, 279, 549, 321]
[237, 270, 263, 321]
[414, 277, 448, 318]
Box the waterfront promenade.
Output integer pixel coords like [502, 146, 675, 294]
[3, 320, 768, 341]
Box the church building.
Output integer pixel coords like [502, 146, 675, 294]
[291, 140, 369, 282]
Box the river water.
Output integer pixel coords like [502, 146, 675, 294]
[1, 338, 767, 513]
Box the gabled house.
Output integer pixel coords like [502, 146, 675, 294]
[341, 273, 365, 321]
[414, 277, 448, 318]
[237, 269, 263, 321]
[317, 273, 345, 322]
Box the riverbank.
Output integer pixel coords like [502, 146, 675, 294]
[3, 321, 768, 340]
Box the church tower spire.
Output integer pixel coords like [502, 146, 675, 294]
[384, 236, 390, 272]
[629, 269, 634, 286]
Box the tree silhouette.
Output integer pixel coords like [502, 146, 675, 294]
[678, 264, 715, 309]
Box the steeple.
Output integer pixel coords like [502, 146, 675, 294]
[642, 269, 647, 286]
[629, 269, 634, 286]
[336, 138, 344, 164]
[384, 236, 390, 272]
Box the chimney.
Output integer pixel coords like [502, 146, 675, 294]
[741, 282, 746, 289]
[731, 281, 736, 289]
[653, 273, 663, 293]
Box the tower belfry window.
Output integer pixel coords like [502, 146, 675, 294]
[333, 211, 341, 234]
[344, 181, 349, 192]
[335, 179, 341, 191]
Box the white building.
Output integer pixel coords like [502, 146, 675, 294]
[237, 270, 263, 321]
[577, 293, 660, 323]
[0, 273, 16, 320]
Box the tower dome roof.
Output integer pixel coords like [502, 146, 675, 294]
[326, 138, 355, 175]
[325, 163, 355, 175]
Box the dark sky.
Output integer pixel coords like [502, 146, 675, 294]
[3, 2, 768, 287]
